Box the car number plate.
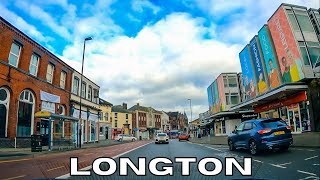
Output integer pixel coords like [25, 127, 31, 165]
[274, 131, 285, 135]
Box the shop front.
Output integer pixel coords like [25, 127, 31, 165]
[254, 91, 310, 133]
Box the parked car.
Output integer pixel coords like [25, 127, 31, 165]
[115, 134, 137, 142]
[178, 133, 189, 141]
[155, 133, 169, 144]
[227, 118, 293, 155]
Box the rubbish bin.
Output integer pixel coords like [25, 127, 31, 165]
[31, 135, 42, 152]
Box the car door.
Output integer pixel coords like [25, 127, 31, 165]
[237, 122, 253, 148]
[233, 122, 245, 147]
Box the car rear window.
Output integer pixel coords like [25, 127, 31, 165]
[180, 134, 187, 136]
[158, 134, 166, 136]
[261, 119, 287, 128]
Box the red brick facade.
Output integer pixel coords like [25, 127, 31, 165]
[0, 17, 73, 140]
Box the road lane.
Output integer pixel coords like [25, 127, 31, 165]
[69, 139, 320, 180]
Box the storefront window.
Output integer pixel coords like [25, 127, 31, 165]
[287, 103, 302, 133]
[222, 120, 226, 134]
[17, 90, 35, 137]
[299, 101, 311, 131]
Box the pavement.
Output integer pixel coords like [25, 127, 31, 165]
[0, 140, 127, 160]
[189, 132, 320, 148]
[67, 139, 320, 180]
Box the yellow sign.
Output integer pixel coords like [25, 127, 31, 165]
[34, 111, 51, 118]
[124, 128, 129, 135]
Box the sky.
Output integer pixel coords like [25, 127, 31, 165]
[0, 0, 319, 121]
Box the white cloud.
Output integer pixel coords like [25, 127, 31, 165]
[62, 13, 242, 120]
[132, 0, 161, 14]
[0, 4, 53, 43]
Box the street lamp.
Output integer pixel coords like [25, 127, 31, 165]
[187, 99, 192, 134]
[78, 37, 92, 148]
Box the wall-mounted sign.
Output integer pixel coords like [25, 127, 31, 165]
[41, 101, 55, 113]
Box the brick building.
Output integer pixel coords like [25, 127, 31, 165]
[0, 17, 74, 147]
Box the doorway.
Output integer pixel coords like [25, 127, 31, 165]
[287, 104, 302, 133]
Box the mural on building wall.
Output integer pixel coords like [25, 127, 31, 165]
[216, 75, 226, 112]
[207, 85, 213, 110]
[258, 25, 282, 89]
[268, 6, 306, 83]
[213, 80, 219, 113]
[250, 36, 268, 94]
[239, 45, 258, 100]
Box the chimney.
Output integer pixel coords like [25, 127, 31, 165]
[123, 103, 127, 109]
[137, 103, 140, 106]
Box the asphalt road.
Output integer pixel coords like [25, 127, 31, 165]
[68, 139, 320, 180]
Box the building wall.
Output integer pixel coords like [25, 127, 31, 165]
[99, 105, 112, 140]
[111, 111, 132, 132]
[0, 17, 72, 140]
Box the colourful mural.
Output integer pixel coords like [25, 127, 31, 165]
[250, 36, 268, 94]
[268, 6, 305, 83]
[216, 75, 225, 112]
[258, 25, 282, 89]
[239, 45, 258, 100]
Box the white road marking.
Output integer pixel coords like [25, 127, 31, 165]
[297, 170, 317, 176]
[55, 141, 153, 179]
[305, 156, 318, 161]
[299, 176, 320, 180]
[204, 146, 223, 152]
[278, 162, 292, 166]
[313, 164, 320, 166]
[293, 148, 315, 152]
[253, 159, 263, 163]
[269, 163, 287, 169]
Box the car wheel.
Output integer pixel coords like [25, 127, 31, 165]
[179, 139, 181, 141]
[228, 140, 235, 151]
[249, 140, 258, 155]
[119, 138, 123, 142]
[280, 145, 289, 151]
[132, 138, 136, 142]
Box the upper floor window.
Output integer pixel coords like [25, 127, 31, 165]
[92, 89, 98, 103]
[29, 54, 40, 76]
[88, 86, 92, 101]
[72, 77, 79, 95]
[46, 63, 55, 83]
[126, 114, 128, 119]
[8, 42, 22, 67]
[81, 82, 86, 98]
[60, 71, 67, 89]
[115, 113, 118, 118]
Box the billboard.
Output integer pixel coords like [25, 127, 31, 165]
[258, 25, 282, 89]
[239, 45, 258, 100]
[213, 80, 219, 113]
[249, 36, 268, 94]
[268, 6, 306, 83]
[207, 84, 213, 110]
[217, 75, 225, 112]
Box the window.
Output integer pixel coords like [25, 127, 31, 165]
[100, 127, 103, 135]
[115, 113, 118, 118]
[92, 89, 98, 103]
[60, 71, 66, 89]
[126, 114, 128, 119]
[295, 12, 314, 32]
[81, 82, 86, 98]
[104, 113, 108, 121]
[46, 63, 55, 83]
[228, 77, 238, 87]
[17, 90, 35, 137]
[243, 123, 253, 130]
[306, 42, 320, 67]
[29, 54, 40, 76]
[298, 42, 311, 65]
[8, 42, 21, 67]
[287, 11, 300, 31]
[225, 93, 230, 105]
[88, 86, 92, 101]
[231, 93, 239, 104]
[115, 120, 118, 128]
[72, 77, 79, 95]
[236, 123, 245, 131]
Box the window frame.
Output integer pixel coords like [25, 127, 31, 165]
[29, 53, 40, 76]
[8, 42, 22, 67]
[81, 81, 86, 98]
[60, 71, 67, 89]
[46, 63, 55, 84]
[72, 77, 80, 95]
[88, 86, 92, 101]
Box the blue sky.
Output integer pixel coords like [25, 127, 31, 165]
[0, 0, 319, 120]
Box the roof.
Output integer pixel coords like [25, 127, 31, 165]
[166, 112, 179, 117]
[112, 105, 131, 113]
[99, 99, 113, 106]
[129, 105, 149, 112]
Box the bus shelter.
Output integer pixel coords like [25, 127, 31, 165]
[34, 111, 79, 151]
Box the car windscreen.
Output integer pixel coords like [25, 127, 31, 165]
[157, 134, 166, 136]
[261, 119, 287, 128]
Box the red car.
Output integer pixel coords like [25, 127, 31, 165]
[178, 133, 189, 141]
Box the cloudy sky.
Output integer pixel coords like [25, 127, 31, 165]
[0, 0, 319, 121]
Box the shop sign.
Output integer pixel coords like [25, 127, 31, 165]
[41, 101, 55, 113]
[241, 113, 258, 120]
[40, 91, 60, 103]
[287, 103, 298, 110]
[254, 91, 307, 113]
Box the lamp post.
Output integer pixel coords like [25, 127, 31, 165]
[187, 99, 192, 134]
[78, 37, 92, 148]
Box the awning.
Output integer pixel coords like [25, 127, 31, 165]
[35, 111, 79, 121]
[230, 83, 308, 111]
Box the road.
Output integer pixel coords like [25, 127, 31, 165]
[68, 139, 320, 180]
[0, 139, 319, 180]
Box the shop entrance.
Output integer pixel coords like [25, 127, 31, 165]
[287, 104, 302, 133]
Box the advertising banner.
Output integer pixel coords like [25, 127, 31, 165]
[213, 80, 219, 113]
[268, 6, 306, 83]
[217, 75, 225, 112]
[239, 45, 258, 100]
[207, 85, 213, 109]
[250, 36, 268, 94]
[258, 25, 282, 89]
